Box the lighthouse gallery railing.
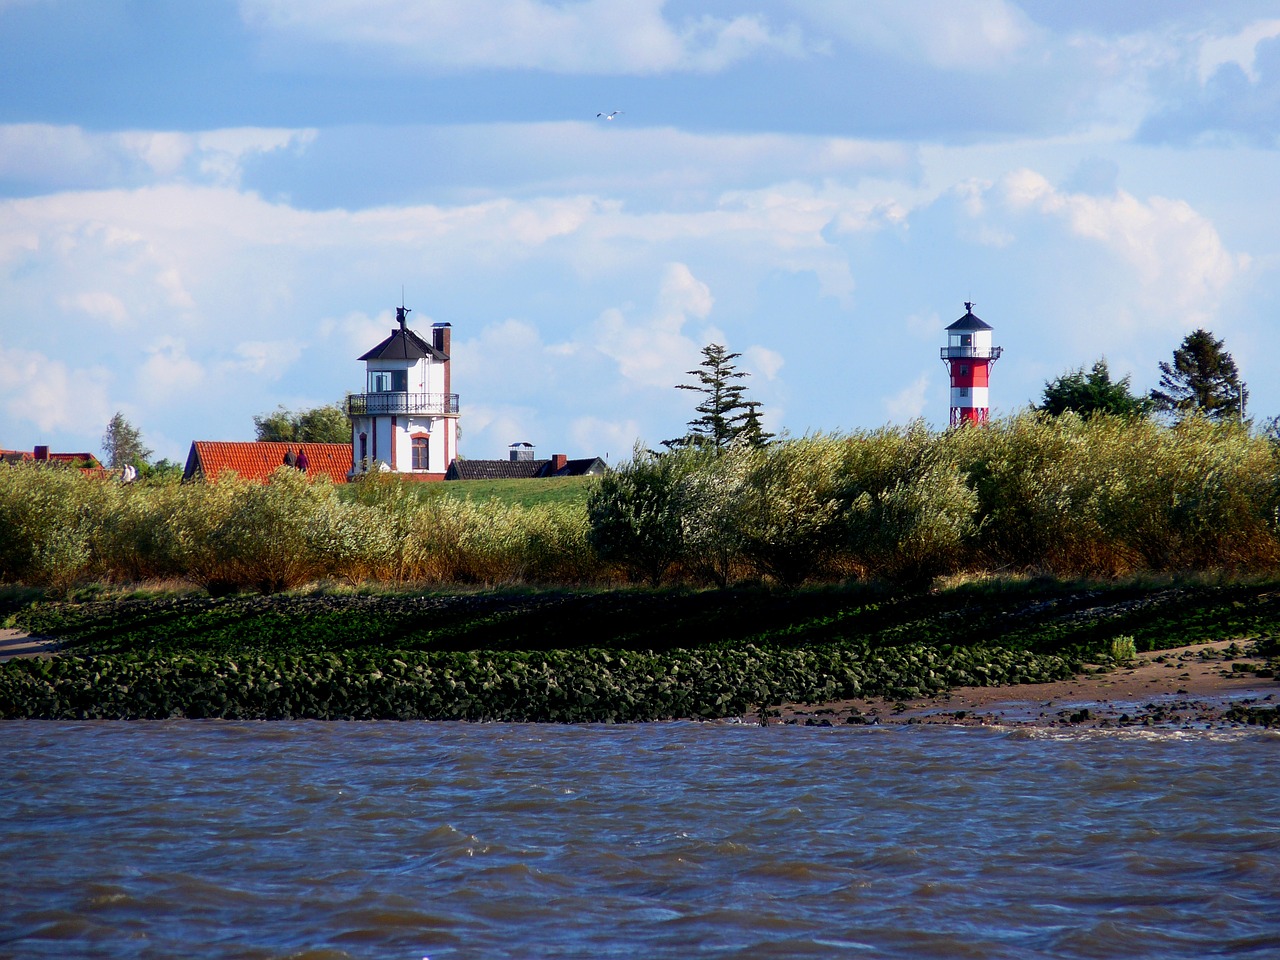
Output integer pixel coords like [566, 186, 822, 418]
[940, 346, 1003, 360]
[345, 392, 460, 416]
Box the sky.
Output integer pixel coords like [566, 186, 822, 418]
[2, 1, 1278, 464]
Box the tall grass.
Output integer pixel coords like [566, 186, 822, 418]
[2, 412, 1277, 593]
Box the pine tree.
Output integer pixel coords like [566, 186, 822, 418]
[101, 412, 152, 469]
[1038, 359, 1150, 418]
[1149, 329, 1248, 422]
[664, 344, 769, 450]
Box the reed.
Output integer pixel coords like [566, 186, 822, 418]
[3, 411, 1278, 594]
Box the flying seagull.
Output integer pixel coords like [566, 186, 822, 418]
[597, 111, 623, 120]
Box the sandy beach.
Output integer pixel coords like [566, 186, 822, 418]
[773, 638, 1279, 728]
[0, 628, 61, 662]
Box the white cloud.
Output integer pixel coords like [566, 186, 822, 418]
[569, 416, 641, 461]
[795, 0, 1037, 70]
[1198, 19, 1280, 83]
[239, 0, 805, 74]
[998, 169, 1245, 318]
[591, 263, 713, 389]
[0, 124, 316, 191]
[744, 345, 784, 381]
[233, 340, 305, 375]
[59, 291, 130, 329]
[883, 373, 930, 422]
[138, 337, 207, 404]
[0, 343, 112, 434]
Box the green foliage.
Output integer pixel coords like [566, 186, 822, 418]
[101, 412, 152, 469]
[1038, 359, 1151, 418]
[1108, 635, 1137, 664]
[586, 445, 690, 585]
[1150, 328, 1248, 422]
[253, 403, 350, 443]
[733, 438, 843, 586]
[5, 413, 1280, 593]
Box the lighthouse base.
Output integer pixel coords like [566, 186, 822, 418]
[950, 407, 990, 427]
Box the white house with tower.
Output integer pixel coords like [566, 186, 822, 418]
[345, 307, 459, 480]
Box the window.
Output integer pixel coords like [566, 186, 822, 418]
[412, 436, 430, 470]
[359, 433, 368, 464]
[369, 371, 408, 392]
[959, 365, 969, 376]
[961, 334, 973, 347]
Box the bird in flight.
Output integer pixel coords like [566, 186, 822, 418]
[597, 111, 623, 120]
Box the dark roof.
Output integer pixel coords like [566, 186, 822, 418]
[359, 327, 447, 362]
[946, 307, 993, 332]
[548, 457, 608, 477]
[446, 459, 546, 480]
[184, 442, 352, 484]
[445, 457, 609, 480]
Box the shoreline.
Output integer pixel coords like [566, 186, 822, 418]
[4, 628, 1276, 728]
[0, 628, 61, 661]
[769, 639, 1279, 729]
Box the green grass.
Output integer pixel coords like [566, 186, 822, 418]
[342, 475, 596, 510]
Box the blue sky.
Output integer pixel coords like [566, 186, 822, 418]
[2, 1, 1278, 463]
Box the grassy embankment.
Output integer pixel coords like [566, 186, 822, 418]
[3, 415, 1280, 721]
[2, 575, 1277, 721]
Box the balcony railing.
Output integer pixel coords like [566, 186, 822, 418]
[940, 346, 1003, 361]
[345, 392, 460, 416]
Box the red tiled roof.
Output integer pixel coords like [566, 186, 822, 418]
[184, 442, 352, 484]
[0, 448, 103, 470]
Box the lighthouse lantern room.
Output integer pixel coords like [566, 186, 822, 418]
[940, 302, 1002, 426]
[345, 306, 459, 479]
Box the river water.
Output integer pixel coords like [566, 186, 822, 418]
[2, 721, 1277, 960]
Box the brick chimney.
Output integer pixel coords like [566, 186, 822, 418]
[432, 322, 451, 398]
[550, 454, 567, 473]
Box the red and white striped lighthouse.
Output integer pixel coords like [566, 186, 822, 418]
[940, 302, 1002, 426]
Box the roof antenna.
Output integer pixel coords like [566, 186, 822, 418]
[396, 287, 410, 333]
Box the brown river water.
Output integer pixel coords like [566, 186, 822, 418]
[1, 721, 1277, 959]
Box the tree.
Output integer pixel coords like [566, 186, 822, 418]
[101, 412, 152, 469]
[1037, 359, 1151, 418]
[664, 344, 771, 450]
[586, 445, 690, 585]
[1149, 329, 1248, 422]
[253, 403, 350, 443]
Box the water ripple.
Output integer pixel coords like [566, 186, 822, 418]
[1, 721, 1277, 959]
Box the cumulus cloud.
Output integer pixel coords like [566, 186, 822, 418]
[591, 263, 714, 389]
[0, 343, 112, 434]
[239, 0, 806, 74]
[998, 169, 1244, 315]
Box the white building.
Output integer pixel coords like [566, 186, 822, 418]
[345, 307, 459, 479]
